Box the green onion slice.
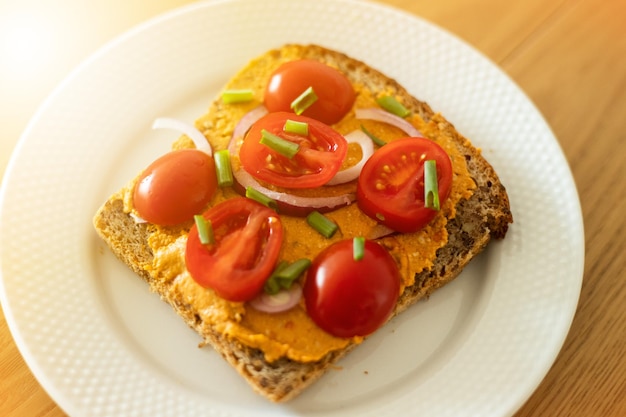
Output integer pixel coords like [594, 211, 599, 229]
[424, 159, 440, 210]
[360, 124, 386, 147]
[306, 211, 338, 238]
[221, 89, 254, 104]
[260, 129, 300, 159]
[213, 149, 234, 187]
[245, 186, 278, 211]
[284, 119, 309, 136]
[194, 215, 214, 245]
[376, 96, 411, 118]
[264, 259, 311, 294]
[353, 237, 366, 261]
[276, 259, 312, 286]
[290, 86, 318, 115]
[264, 261, 289, 294]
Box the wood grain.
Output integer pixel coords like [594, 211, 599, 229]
[1, 0, 625, 415]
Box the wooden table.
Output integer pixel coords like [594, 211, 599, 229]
[1, 0, 624, 415]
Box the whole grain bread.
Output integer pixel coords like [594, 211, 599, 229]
[93, 44, 512, 402]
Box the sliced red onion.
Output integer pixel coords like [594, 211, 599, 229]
[355, 108, 422, 137]
[152, 117, 213, 156]
[248, 284, 302, 313]
[326, 130, 374, 185]
[233, 163, 355, 210]
[367, 224, 395, 239]
[228, 131, 356, 212]
[232, 105, 268, 140]
[130, 212, 147, 224]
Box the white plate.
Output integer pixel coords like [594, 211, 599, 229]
[0, 0, 584, 416]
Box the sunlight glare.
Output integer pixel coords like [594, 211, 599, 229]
[0, 11, 56, 81]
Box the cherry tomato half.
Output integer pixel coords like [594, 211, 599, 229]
[185, 197, 283, 302]
[133, 149, 217, 226]
[239, 112, 348, 189]
[357, 137, 453, 233]
[264, 60, 355, 125]
[303, 239, 400, 338]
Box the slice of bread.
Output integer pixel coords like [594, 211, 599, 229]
[93, 44, 512, 402]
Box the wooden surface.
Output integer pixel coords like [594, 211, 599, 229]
[1, 0, 625, 415]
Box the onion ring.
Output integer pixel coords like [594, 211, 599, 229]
[152, 117, 213, 156]
[232, 105, 268, 141]
[367, 224, 395, 239]
[231, 162, 355, 212]
[355, 107, 423, 137]
[130, 212, 147, 224]
[326, 130, 374, 185]
[248, 284, 302, 313]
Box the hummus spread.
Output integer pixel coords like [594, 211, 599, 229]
[122, 61, 476, 363]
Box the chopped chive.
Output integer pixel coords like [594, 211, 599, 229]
[263, 278, 281, 295]
[245, 186, 278, 211]
[306, 211, 338, 238]
[194, 215, 214, 245]
[424, 160, 440, 210]
[260, 129, 300, 158]
[264, 261, 289, 294]
[213, 149, 234, 187]
[376, 96, 411, 118]
[221, 89, 254, 104]
[290, 86, 318, 115]
[276, 259, 312, 288]
[353, 237, 366, 261]
[360, 124, 386, 147]
[284, 119, 309, 136]
[263, 259, 311, 294]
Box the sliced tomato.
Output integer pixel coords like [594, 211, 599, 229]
[303, 238, 400, 338]
[357, 137, 453, 233]
[264, 59, 355, 125]
[239, 112, 348, 189]
[133, 149, 217, 226]
[185, 197, 283, 302]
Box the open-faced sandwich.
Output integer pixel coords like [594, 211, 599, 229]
[93, 44, 513, 402]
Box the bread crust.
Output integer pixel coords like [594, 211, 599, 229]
[93, 44, 512, 402]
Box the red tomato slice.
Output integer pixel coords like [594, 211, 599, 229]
[303, 238, 400, 338]
[239, 112, 348, 189]
[185, 198, 283, 302]
[264, 60, 355, 125]
[133, 149, 217, 226]
[357, 137, 453, 233]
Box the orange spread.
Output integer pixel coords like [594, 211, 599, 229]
[121, 54, 476, 363]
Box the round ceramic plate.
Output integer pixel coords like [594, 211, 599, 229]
[0, 0, 584, 416]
